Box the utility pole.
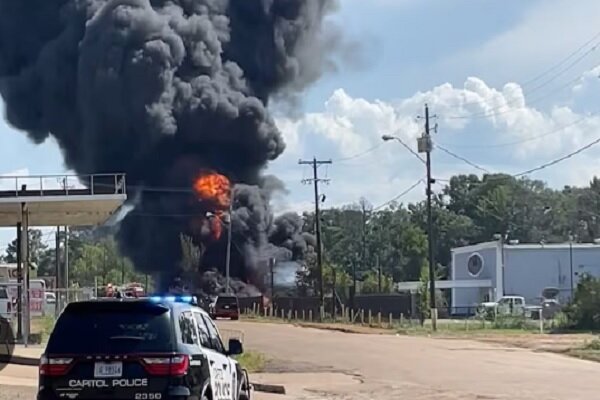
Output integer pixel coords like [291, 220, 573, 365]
[16, 222, 22, 341]
[64, 227, 69, 293]
[417, 103, 437, 331]
[121, 258, 125, 285]
[299, 157, 332, 318]
[377, 254, 382, 293]
[361, 200, 368, 284]
[269, 257, 275, 299]
[225, 188, 234, 294]
[569, 233, 574, 297]
[55, 227, 60, 317]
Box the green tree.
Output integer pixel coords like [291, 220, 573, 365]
[360, 270, 393, 294]
[3, 228, 48, 266]
[69, 237, 146, 288]
[563, 274, 600, 330]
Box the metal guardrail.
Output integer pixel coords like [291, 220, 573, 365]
[0, 173, 126, 197]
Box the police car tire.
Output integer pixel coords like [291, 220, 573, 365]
[238, 392, 250, 400]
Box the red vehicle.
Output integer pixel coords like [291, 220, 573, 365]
[209, 294, 240, 320]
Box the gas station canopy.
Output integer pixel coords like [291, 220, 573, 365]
[0, 173, 127, 227]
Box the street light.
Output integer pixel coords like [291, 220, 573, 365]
[205, 190, 234, 294]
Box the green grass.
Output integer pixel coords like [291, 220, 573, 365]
[565, 338, 600, 362]
[234, 351, 267, 373]
[243, 312, 548, 335]
[29, 316, 56, 343]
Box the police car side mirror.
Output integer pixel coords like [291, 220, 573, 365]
[227, 338, 243, 356]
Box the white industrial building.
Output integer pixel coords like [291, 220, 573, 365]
[450, 241, 600, 311]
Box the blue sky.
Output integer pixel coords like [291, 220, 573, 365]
[2, 0, 600, 250]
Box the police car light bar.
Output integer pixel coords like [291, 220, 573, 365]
[149, 295, 197, 304]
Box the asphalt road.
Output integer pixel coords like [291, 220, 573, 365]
[220, 321, 600, 400]
[3, 321, 600, 399]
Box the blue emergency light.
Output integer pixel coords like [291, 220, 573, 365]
[149, 295, 196, 304]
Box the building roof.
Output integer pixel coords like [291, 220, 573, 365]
[452, 241, 600, 254]
[451, 241, 498, 254]
[504, 242, 600, 250]
[0, 173, 126, 227]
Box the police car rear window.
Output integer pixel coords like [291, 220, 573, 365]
[46, 302, 174, 354]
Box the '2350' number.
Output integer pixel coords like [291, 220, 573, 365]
[135, 394, 162, 400]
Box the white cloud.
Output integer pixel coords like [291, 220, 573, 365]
[271, 66, 600, 214]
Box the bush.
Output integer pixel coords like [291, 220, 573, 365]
[563, 274, 600, 330]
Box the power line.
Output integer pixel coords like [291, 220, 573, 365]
[437, 114, 594, 149]
[442, 32, 600, 116]
[333, 143, 384, 163]
[384, 135, 426, 164]
[520, 30, 600, 88]
[513, 134, 600, 177]
[435, 133, 600, 183]
[522, 42, 599, 95]
[373, 179, 424, 211]
[435, 144, 490, 173]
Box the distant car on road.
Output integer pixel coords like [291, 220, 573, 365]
[210, 294, 240, 320]
[44, 292, 56, 304]
[37, 295, 251, 400]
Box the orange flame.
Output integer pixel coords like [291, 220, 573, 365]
[193, 172, 231, 209]
[193, 172, 231, 241]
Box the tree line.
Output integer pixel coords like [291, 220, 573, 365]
[3, 172, 600, 295]
[0, 227, 149, 289]
[296, 173, 600, 294]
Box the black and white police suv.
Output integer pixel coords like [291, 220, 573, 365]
[37, 295, 251, 400]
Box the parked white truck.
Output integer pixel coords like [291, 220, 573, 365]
[478, 295, 542, 319]
[479, 288, 562, 320]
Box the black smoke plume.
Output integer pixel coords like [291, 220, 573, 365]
[0, 0, 339, 293]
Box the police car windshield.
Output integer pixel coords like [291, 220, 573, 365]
[46, 302, 174, 354]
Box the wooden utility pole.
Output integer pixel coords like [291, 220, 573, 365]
[299, 157, 332, 317]
[417, 104, 437, 331]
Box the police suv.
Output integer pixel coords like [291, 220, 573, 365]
[37, 295, 251, 400]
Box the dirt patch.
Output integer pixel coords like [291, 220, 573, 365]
[294, 322, 392, 335]
[439, 332, 597, 353]
[0, 385, 36, 400]
[263, 357, 343, 374]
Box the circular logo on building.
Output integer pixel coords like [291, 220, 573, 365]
[0, 316, 15, 372]
[467, 253, 484, 277]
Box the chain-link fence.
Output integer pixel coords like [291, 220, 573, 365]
[3, 287, 97, 344]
